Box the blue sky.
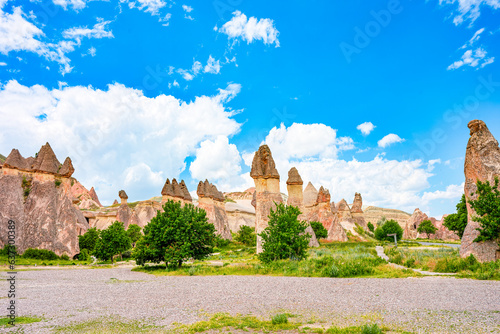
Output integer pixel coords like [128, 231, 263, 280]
[0, 0, 499, 217]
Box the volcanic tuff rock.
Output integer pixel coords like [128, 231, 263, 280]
[403, 208, 429, 239]
[337, 199, 353, 220]
[286, 167, 304, 208]
[59, 157, 75, 177]
[303, 182, 318, 207]
[0, 145, 88, 256]
[119, 190, 128, 199]
[161, 178, 192, 204]
[88, 187, 102, 207]
[112, 199, 119, 205]
[286, 167, 303, 185]
[461, 120, 500, 262]
[197, 180, 232, 240]
[351, 193, 363, 213]
[403, 208, 459, 241]
[362, 206, 411, 229]
[250, 145, 280, 180]
[316, 187, 331, 203]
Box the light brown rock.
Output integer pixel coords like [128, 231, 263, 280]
[250, 145, 279, 180]
[31, 142, 61, 174]
[351, 193, 363, 213]
[461, 120, 500, 262]
[303, 182, 318, 207]
[59, 157, 75, 177]
[3, 148, 29, 170]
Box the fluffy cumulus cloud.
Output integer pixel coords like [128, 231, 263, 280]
[62, 20, 114, 42]
[447, 47, 494, 70]
[204, 55, 220, 74]
[377, 134, 405, 148]
[190, 135, 251, 191]
[0, 80, 242, 204]
[239, 123, 461, 215]
[53, 0, 92, 11]
[438, 0, 500, 25]
[218, 11, 280, 47]
[356, 122, 375, 135]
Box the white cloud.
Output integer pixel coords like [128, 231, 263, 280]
[218, 11, 280, 47]
[427, 159, 441, 172]
[190, 135, 250, 191]
[53, 0, 91, 11]
[461, 27, 485, 48]
[357, 122, 376, 135]
[0, 61, 6, 66]
[378, 134, 405, 148]
[421, 183, 464, 202]
[182, 4, 193, 12]
[0, 80, 242, 205]
[87, 46, 96, 57]
[204, 55, 220, 74]
[63, 20, 114, 43]
[447, 47, 495, 69]
[127, 0, 167, 15]
[0, 6, 44, 54]
[438, 0, 500, 25]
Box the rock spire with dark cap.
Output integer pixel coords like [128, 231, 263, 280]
[3, 149, 29, 170]
[250, 145, 280, 179]
[31, 142, 61, 174]
[351, 193, 363, 213]
[286, 167, 303, 185]
[197, 180, 224, 202]
[119, 190, 128, 199]
[316, 186, 331, 203]
[179, 180, 192, 202]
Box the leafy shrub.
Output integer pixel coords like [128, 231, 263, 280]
[361, 323, 383, 334]
[310, 221, 328, 239]
[22, 176, 31, 199]
[374, 219, 403, 242]
[78, 228, 100, 253]
[443, 194, 468, 238]
[326, 264, 340, 277]
[235, 225, 256, 246]
[259, 203, 311, 263]
[214, 235, 231, 248]
[121, 250, 132, 259]
[367, 222, 375, 232]
[133, 200, 216, 268]
[271, 314, 288, 325]
[94, 221, 131, 263]
[60, 254, 70, 261]
[22, 248, 59, 260]
[54, 179, 62, 187]
[78, 248, 91, 261]
[469, 177, 500, 245]
[0, 245, 16, 256]
[354, 224, 365, 236]
[126, 224, 142, 247]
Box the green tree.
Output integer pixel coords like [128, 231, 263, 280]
[94, 221, 131, 263]
[78, 227, 100, 253]
[367, 222, 375, 232]
[310, 221, 328, 239]
[259, 203, 311, 263]
[133, 200, 216, 268]
[417, 220, 438, 239]
[443, 194, 468, 238]
[374, 219, 403, 242]
[127, 224, 142, 247]
[469, 177, 500, 245]
[234, 225, 256, 246]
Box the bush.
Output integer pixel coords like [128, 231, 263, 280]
[133, 200, 216, 268]
[60, 254, 70, 261]
[367, 222, 375, 232]
[443, 194, 468, 238]
[361, 323, 383, 334]
[271, 314, 288, 325]
[469, 177, 500, 245]
[259, 203, 311, 263]
[22, 248, 59, 260]
[78, 248, 91, 261]
[78, 228, 100, 254]
[121, 250, 132, 259]
[94, 221, 131, 263]
[214, 235, 231, 248]
[235, 225, 256, 246]
[310, 221, 328, 239]
[0, 245, 16, 256]
[374, 219, 403, 242]
[54, 179, 62, 187]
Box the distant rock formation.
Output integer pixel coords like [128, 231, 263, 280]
[337, 199, 352, 220]
[362, 206, 411, 229]
[112, 199, 119, 205]
[303, 182, 318, 208]
[403, 208, 459, 241]
[461, 120, 500, 262]
[225, 199, 255, 232]
[88, 187, 102, 207]
[161, 178, 192, 205]
[70, 181, 102, 210]
[0, 143, 88, 256]
[251, 145, 284, 253]
[197, 180, 231, 240]
[119, 190, 128, 205]
[350, 193, 367, 228]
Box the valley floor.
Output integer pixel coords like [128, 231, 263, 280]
[1, 267, 499, 333]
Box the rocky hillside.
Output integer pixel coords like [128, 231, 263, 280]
[363, 206, 411, 228]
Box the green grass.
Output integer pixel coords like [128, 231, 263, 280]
[0, 153, 6, 163]
[134, 242, 419, 278]
[0, 316, 42, 327]
[0, 255, 90, 266]
[55, 317, 163, 333]
[413, 238, 461, 244]
[386, 246, 500, 279]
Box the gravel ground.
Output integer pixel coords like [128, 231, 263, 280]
[1, 267, 500, 333]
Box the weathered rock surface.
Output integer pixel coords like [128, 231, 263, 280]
[351, 193, 363, 213]
[0, 171, 88, 257]
[250, 145, 280, 180]
[224, 188, 255, 201]
[197, 180, 231, 240]
[403, 208, 459, 241]
[161, 178, 192, 204]
[337, 199, 352, 220]
[88, 187, 102, 207]
[461, 120, 500, 262]
[4, 149, 29, 170]
[31, 142, 61, 174]
[286, 167, 304, 208]
[59, 157, 75, 177]
[225, 199, 255, 232]
[303, 182, 318, 208]
[403, 208, 428, 239]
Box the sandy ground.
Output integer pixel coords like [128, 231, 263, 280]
[1, 267, 499, 333]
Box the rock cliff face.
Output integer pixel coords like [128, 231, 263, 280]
[403, 208, 429, 239]
[461, 120, 500, 262]
[161, 178, 193, 205]
[0, 144, 88, 256]
[350, 193, 367, 228]
[303, 182, 318, 208]
[225, 200, 255, 232]
[403, 208, 459, 241]
[70, 181, 102, 210]
[197, 180, 232, 240]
